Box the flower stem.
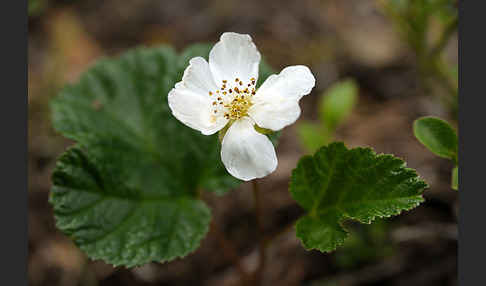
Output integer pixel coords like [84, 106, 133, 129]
[252, 179, 266, 285]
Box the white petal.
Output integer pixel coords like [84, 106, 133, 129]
[221, 117, 277, 181]
[180, 57, 218, 95]
[248, 65, 315, 131]
[209, 32, 261, 84]
[168, 57, 228, 135]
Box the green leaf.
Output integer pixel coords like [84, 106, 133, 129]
[319, 79, 358, 131]
[50, 45, 275, 266]
[290, 142, 427, 252]
[297, 120, 330, 153]
[413, 116, 458, 161]
[51, 46, 242, 195]
[50, 146, 211, 267]
[452, 166, 458, 190]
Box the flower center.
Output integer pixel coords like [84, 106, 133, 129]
[209, 77, 257, 121]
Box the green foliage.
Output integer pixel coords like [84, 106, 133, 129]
[290, 142, 427, 252]
[333, 220, 393, 269]
[297, 79, 358, 154]
[318, 79, 358, 131]
[381, 0, 458, 107]
[386, 0, 457, 27]
[413, 116, 458, 191]
[49, 45, 275, 266]
[413, 116, 458, 161]
[50, 147, 211, 267]
[451, 166, 458, 191]
[297, 121, 330, 154]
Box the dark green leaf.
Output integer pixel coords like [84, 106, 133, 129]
[319, 79, 358, 131]
[290, 142, 427, 252]
[413, 116, 458, 161]
[50, 146, 211, 267]
[50, 45, 276, 266]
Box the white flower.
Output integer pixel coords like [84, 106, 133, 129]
[168, 32, 315, 181]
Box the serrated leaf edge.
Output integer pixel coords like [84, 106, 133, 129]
[49, 145, 212, 267]
[290, 142, 428, 253]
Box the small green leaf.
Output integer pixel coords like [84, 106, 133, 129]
[452, 166, 458, 190]
[49, 45, 276, 266]
[413, 116, 458, 161]
[290, 142, 427, 252]
[297, 120, 330, 153]
[319, 79, 358, 131]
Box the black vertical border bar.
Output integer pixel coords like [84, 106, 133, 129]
[459, 0, 484, 285]
[1, 0, 28, 285]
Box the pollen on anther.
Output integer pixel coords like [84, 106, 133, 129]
[235, 78, 239, 82]
[222, 80, 227, 83]
[239, 81, 243, 86]
[209, 91, 213, 96]
[250, 77, 255, 81]
[229, 89, 232, 93]
[212, 101, 217, 105]
[223, 91, 227, 95]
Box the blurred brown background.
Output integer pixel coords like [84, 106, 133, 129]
[28, 0, 458, 285]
